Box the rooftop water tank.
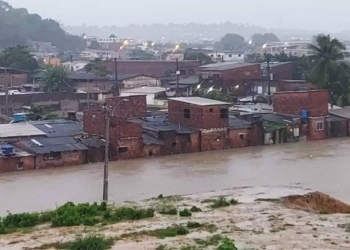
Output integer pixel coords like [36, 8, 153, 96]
[301, 110, 308, 119]
[13, 113, 27, 123]
[1, 144, 14, 155]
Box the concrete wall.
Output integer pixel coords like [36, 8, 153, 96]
[123, 76, 159, 89]
[273, 90, 329, 117]
[168, 100, 229, 129]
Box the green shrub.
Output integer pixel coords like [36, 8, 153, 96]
[3, 212, 39, 228]
[190, 206, 202, 212]
[158, 194, 164, 199]
[187, 221, 201, 228]
[0, 223, 6, 234]
[149, 226, 189, 238]
[346, 223, 350, 232]
[39, 211, 55, 223]
[211, 197, 230, 209]
[179, 209, 192, 217]
[100, 201, 107, 211]
[229, 199, 239, 205]
[216, 237, 238, 250]
[111, 207, 154, 222]
[159, 206, 178, 215]
[59, 234, 115, 250]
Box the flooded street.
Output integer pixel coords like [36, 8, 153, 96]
[1, 138, 350, 215]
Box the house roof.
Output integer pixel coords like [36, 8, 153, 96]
[168, 97, 231, 106]
[19, 137, 88, 154]
[32, 71, 113, 81]
[28, 120, 83, 137]
[329, 108, 350, 119]
[121, 87, 166, 95]
[261, 62, 291, 69]
[0, 123, 46, 138]
[199, 62, 259, 71]
[114, 73, 156, 81]
[229, 116, 252, 129]
[142, 133, 165, 146]
[80, 138, 105, 148]
[129, 115, 195, 134]
[168, 76, 199, 85]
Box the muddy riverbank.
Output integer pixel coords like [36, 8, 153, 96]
[1, 187, 350, 250]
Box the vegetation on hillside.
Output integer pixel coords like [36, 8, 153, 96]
[0, 0, 84, 50]
[0, 46, 39, 70]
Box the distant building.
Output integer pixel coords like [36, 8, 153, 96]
[259, 41, 312, 57]
[208, 52, 245, 63]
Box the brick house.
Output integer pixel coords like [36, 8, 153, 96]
[273, 90, 329, 140]
[83, 95, 146, 160]
[0, 147, 35, 173]
[105, 60, 200, 79]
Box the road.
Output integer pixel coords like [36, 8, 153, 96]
[1, 138, 350, 214]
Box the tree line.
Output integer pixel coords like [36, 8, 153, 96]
[0, 0, 84, 51]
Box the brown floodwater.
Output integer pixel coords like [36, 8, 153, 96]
[0, 138, 350, 215]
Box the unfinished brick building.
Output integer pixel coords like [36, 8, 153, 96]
[273, 90, 329, 140]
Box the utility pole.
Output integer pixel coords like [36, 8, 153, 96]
[103, 107, 110, 201]
[176, 58, 180, 97]
[102, 98, 129, 202]
[266, 54, 271, 105]
[114, 58, 119, 96]
[87, 74, 90, 111]
[4, 68, 8, 118]
[70, 54, 73, 72]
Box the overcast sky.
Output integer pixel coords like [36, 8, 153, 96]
[5, 0, 350, 32]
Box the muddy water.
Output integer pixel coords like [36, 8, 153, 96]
[1, 138, 350, 215]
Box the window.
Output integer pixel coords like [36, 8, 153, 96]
[239, 134, 246, 140]
[316, 122, 324, 131]
[118, 147, 128, 153]
[209, 108, 213, 113]
[184, 109, 191, 119]
[180, 69, 186, 75]
[43, 152, 61, 161]
[17, 162, 24, 170]
[220, 109, 229, 119]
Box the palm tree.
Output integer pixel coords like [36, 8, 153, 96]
[308, 35, 347, 89]
[39, 65, 71, 92]
[84, 58, 111, 77]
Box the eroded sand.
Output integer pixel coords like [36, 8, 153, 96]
[1, 187, 350, 250]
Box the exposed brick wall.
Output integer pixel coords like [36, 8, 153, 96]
[144, 145, 162, 158]
[200, 130, 228, 152]
[0, 73, 28, 87]
[105, 95, 147, 119]
[168, 100, 229, 129]
[87, 148, 104, 163]
[270, 63, 293, 81]
[228, 129, 250, 148]
[105, 60, 200, 78]
[279, 80, 316, 92]
[248, 124, 264, 146]
[0, 155, 35, 173]
[34, 151, 86, 169]
[273, 90, 329, 117]
[111, 138, 143, 160]
[308, 117, 327, 140]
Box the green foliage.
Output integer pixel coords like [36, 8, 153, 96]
[194, 234, 224, 247]
[187, 221, 201, 228]
[26, 105, 60, 121]
[0, 1, 84, 50]
[184, 52, 213, 65]
[229, 198, 239, 205]
[211, 197, 231, 209]
[219, 33, 245, 51]
[159, 206, 178, 215]
[216, 237, 238, 250]
[150, 226, 189, 238]
[106, 207, 154, 222]
[3, 212, 39, 228]
[57, 234, 115, 250]
[190, 206, 202, 212]
[195, 89, 233, 103]
[346, 223, 350, 232]
[84, 58, 111, 77]
[39, 65, 71, 92]
[252, 33, 280, 46]
[0, 223, 7, 234]
[0, 45, 39, 70]
[179, 209, 192, 217]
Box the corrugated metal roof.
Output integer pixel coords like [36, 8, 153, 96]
[229, 116, 251, 129]
[19, 137, 87, 154]
[0, 123, 46, 138]
[142, 134, 165, 146]
[80, 138, 105, 148]
[329, 108, 350, 119]
[169, 76, 199, 85]
[168, 97, 230, 106]
[28, 120, 83, 137]
[199, 62, 259, 71]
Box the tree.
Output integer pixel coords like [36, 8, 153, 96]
[84, 58, 111, 76]
[252, 33, 280, 46]
[0, 46, 39, 70]
[308, 35, 347, 89]
[26, 105, 60, 121]
[245, 53, 264, 63]
[219, 34, 245, 51]
[0, 0, 84, 50]
[128, 49, 156, 60]
[39, 66, 71, 92]
[184, 53, 213, 65]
